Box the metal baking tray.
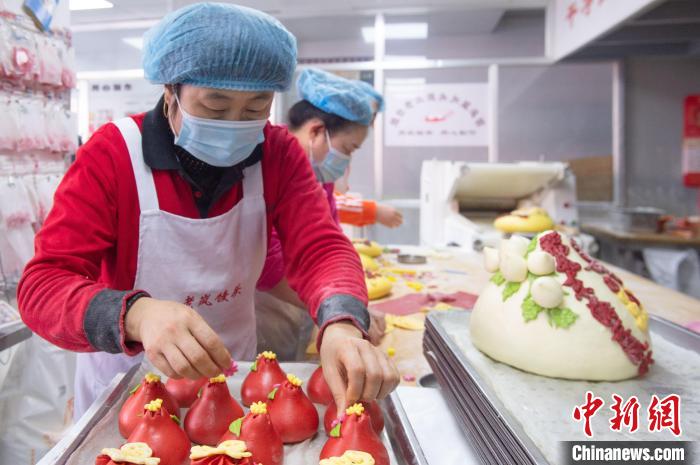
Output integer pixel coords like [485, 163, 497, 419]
[423, 311, 700, 465]
[38, 362, 425, 465]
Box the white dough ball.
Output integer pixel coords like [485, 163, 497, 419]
[500, 253, 528, 282]
[500, 235, 530, 258]
[527, 251, 556, 276]
[483, 247, 500, 272]
[531, 276, 564, 308]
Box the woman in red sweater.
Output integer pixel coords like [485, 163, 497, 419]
[17, 3, 398, 419]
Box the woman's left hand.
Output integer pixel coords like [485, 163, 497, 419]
[368, 309, 386, 346]
[320, 321, 400, 415]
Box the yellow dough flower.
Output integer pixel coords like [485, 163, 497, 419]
[287, 373, 303, 387]
[260, 350, 277, 360]
[144, 373, 161, 383]
[345, 403, 365, 416]
[144, 398, 163, 412]
[250, 401, 267, 415]
[210, 374, 227, 383]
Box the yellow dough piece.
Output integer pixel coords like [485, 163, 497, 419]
[385, 314, 425, 331]
[494, 207, 554, 234]
[320, 451, 375, 465]
[353, 239, 383, 257]
[366, 273, 392, 300]
[359, 253, 379, 271]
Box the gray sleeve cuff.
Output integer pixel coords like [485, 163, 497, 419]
[316, 294, 370, 340]
[84, 289, 146, 354]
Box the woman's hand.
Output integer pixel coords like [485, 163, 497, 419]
[125, 297, 232, 379]
[320, 321, 400, 415]
[376, 204, 403, 228]
[368, 309, 386, 346]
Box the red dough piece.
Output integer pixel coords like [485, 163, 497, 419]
[126, 401, 190, 465]
[307, 366, 333, 405]
[191, 457, 255, 465]
[165, 377, 208, 408]
[241, 352, 287, 406]
[119, 373, 180, 438]
[267, 375, 319, 443]
[320, 405, 389, 465]
[185, 376, 244, 446]
[94, 456, 116, 465]
[324, 401, 384, 435]
[220, 402, 284, 465]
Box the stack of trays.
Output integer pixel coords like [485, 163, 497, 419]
[423, 311, 546, 465]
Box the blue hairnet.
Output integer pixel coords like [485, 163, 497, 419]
[354, 79, 384, 113]
[143, 3, 297, 92]
[297, 68, 374, 125]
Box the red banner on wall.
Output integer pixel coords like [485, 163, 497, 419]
[683, 95, 700, 187]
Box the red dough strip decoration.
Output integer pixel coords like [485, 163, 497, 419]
[540, 233, 653, 375]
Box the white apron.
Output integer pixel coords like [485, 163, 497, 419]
[74, 117, 267, 419]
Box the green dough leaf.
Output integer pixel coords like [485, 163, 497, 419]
[267, 387, 278, 400]
[502, 281, 521, 301]
[330, 422, 342, 438]
[547, 307, 578, 329]
[250, 360, 258, 372]
[129, 384, 140, 395]
[526, 236, 538, 256]
[527, 272, 538, 283]
[490, 271, 506, 286]
[228, 417, 243, 437]
[170, 415, 180, 425]
[521, 295, 544, 322]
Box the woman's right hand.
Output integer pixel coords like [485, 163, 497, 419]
[125, 297, 232, 379]
[376, 204, 403, 228]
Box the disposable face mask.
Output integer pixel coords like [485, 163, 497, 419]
[312, 131, 351, 183]
[172, 94, 266, 167]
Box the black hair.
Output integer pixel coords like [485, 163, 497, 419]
[287, 100, 361, 135]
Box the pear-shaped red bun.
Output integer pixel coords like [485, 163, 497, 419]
[185, 375, 244, 446]
[241, 351, 287, 406]
[219, 401, 284, 465]
[267, 373, 319, 443]
[126, 399, 190, 465]
[325, 400, 384, 435]
[165, 376, 207, 408]
[119, 373, 180, 439]
[307, 365, 334, 405]
[320, 403, 389, 465]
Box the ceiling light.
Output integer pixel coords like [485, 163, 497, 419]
[70, 0, 113, 11]
[362, 23, 428, 43]
[122, 37, 144, 50]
